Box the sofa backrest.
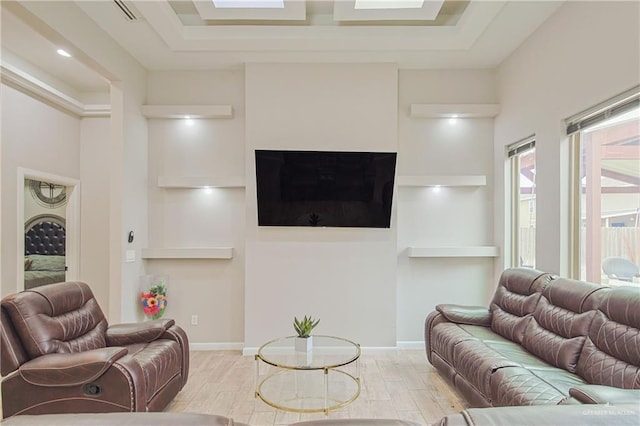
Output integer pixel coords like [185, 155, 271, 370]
[489, 268, 552, 344]
[576, 286, 640, 388]
[520, 278, 607, 372]
[1, 282, 108, 362]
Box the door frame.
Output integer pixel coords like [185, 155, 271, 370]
[17, 167, 80, 292]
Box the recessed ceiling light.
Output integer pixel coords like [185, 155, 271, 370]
[56, 49, 71, 58]
[354, 0, 424, 10]
[212, 0, 284, 8]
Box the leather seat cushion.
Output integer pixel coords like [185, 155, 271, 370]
[125, 340, 182, 399]
[458, 324, 513, 343]
[484, 341, 554, 369]
[526, 367, 587, 395]
[452, 340, 520, 398]
[490, 367, 574, 406]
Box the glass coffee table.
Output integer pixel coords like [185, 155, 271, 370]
[255, 335, 361, 414]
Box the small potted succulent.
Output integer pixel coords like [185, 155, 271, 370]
[293, 315, 319, 352]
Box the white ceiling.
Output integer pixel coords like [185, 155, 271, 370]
[1, 0, 565, 94]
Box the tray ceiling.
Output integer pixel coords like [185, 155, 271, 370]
[1, 0, 565, 93]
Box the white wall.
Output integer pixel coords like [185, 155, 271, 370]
[146, 71, 246, 344]
[397, 70, 498, 342]
[142, 66, 500, 347]
[17, 0, 149, 321]
[494, 1, 640, 276]
[80, 117, 111, 311]
[244, 63, 399, 348]
[1, 84, 81, 296]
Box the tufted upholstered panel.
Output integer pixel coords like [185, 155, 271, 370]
[25, 221, 66, 256]
[1, 282, 107, 359]
[576, 286, 640, 389]
[520, 279, 607, 372]
[489, 269, 552, 344]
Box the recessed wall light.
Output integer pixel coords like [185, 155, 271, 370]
[433, 185, 442, 193]
[184, 116, 194, 126]
[56, 49, 71, 58]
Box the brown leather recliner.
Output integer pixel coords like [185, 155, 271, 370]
[0, 281, 190, 418]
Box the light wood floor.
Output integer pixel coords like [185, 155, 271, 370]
[165, 350, 468, 425]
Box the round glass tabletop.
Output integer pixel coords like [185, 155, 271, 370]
[257, 335, 361, 370]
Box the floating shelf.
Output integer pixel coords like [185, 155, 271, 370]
[141, 105, 233, 119]
[410, 103, 500, 118]
[408, 246, 500, 258]
[141, 248, 233, 259]
[397, 175, 486, 187]
[157, 176, 245, 188]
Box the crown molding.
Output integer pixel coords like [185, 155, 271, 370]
[0, 63, 110, 117]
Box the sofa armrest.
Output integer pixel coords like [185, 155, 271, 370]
[19, 347, 128, 386]
[570, 385, 640, 404]
[105, 319, 176, 346]
[436, 304, 492, 326]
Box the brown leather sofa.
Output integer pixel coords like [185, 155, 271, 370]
[4, 407, 638, 426]
[432, 403, 640, 426]
[0, 412, 241, 426]
[0, 281, 190, 418]
[425, 268, 640, 407]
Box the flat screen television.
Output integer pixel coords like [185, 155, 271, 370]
[255, 150, 397, 228]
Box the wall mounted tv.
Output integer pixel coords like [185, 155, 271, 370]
[255, 150, 397, 228]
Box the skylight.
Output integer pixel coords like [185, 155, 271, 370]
[212, 0, 284, 8]
[354, 0, 425, 9]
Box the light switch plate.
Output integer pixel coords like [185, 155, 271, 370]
[125, 250, 136, 262]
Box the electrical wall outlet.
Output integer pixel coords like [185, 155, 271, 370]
[191, 315, 198, 326]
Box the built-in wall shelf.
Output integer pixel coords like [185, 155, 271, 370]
[157, 176, 245, 188]
[408, 246, 500, 258]
[410, 103, 500, 118]
[397, 175, 486, 187]
[141, 105, 233, 119]
[141, 248, 233, 259]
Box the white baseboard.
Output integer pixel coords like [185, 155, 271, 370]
[396, 341, 425, 349]
[189, 342, 244, 351]
[242, 347, 259, 356]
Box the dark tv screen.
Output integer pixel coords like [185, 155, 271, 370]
[255, 150, 397, 228]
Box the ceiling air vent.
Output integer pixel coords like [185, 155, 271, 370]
[113, 0, 138, 21]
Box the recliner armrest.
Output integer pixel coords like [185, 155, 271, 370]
[19, 347, 128, 386]
[436, 304, 492, 326]
[570, 385, 640, 404]
[105, 319, 176, 346]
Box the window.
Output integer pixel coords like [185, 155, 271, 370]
[567, 87, 640, 285]
[508, 137, 536, 268]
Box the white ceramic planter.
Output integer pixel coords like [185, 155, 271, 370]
[295, 336, 313, 352]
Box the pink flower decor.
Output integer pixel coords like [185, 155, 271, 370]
[140, 282, 167, 320]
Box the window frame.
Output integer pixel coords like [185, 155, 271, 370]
[507, 136, 536, 269]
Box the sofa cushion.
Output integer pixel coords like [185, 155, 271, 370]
[576, 287, 640, 389]
[490, 367, 572, 406]
[484, 341, 553, 369]
[1, 282, 108, 358]
[489, 269, 551, 344]
[519, 278, 604, 373]
[452, 340, 520, 398]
